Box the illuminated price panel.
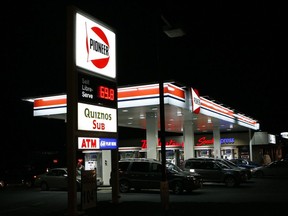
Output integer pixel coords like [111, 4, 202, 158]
[98, 85, 115, 101]
[78, 73, 117, 108]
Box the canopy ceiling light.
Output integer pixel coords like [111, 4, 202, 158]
[161, 15, 185, 38]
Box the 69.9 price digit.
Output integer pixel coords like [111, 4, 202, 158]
[98, 85, 115, 101]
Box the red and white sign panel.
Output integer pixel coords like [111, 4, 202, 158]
[78, 137, 117, 150]
[191, 88, 201, 114]
[76, 12, 116, 79]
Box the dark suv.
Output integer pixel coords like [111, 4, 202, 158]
[181, 158, 248, 187]
[115, 158, 202, 195]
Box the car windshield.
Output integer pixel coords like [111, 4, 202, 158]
[216, 161, 231, 169]
[166, 162, 183, 172]
[222, 159, 239, 168]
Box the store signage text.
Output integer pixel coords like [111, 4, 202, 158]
[196, 136, 235, 146]
[76, 12, 116, 79]
[141, 139, 184, 149]
[78, 73, 117, 107]
[191, 88, 201, 114]
[78, 102, 117, 132]
[78, 137, 117, 150]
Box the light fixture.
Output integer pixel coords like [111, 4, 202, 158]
[161, 15, 185, 38]
[281, 132, 288, 139]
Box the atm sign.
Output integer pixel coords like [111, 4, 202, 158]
[78, 137, 117, 150]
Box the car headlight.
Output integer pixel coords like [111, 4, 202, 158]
[189, 169, 195, 173]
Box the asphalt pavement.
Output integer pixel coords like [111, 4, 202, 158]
[76, 179, 288, 216]
[82, 201, 287, 216]
[1, 178, 287, 216]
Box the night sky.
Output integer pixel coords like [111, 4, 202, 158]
[2, 1, 288, 167]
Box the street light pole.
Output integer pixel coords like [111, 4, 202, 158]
[159, 75, 169, 212]
[157, 12, 185, 212]
[156, 10, 169, 212]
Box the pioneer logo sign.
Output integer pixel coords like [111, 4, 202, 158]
[87, 25, 109, 69]
[76, 12, 116, 79]
[191, 88, 201, 114]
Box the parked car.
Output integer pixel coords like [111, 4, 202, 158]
[114, 158, 203, 195]
[230, 158, 261, 179]
[251, 160, 288, 178]
[230, 158, 261, 168]
[0, 166, 42, 188]
[215, 158, 251, 180]
[34, 167, 82, 191]
[181, 158, 248, 187]
[165, 161, 203, 186]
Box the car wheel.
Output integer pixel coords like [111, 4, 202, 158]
[119, 180, 130, 193]
[40, 182, 49, 191]
[224, 176, 237, 187]
[173, 181, 184, 195]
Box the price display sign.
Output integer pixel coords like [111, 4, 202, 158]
[78, 72, 117, 108]
[98, 85, 115, 101]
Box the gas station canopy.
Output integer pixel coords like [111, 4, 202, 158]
[23, 81, 260, 134]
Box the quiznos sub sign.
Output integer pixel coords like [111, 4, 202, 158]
[75, 12, 116, 79]
[78, 102, 117, 132]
